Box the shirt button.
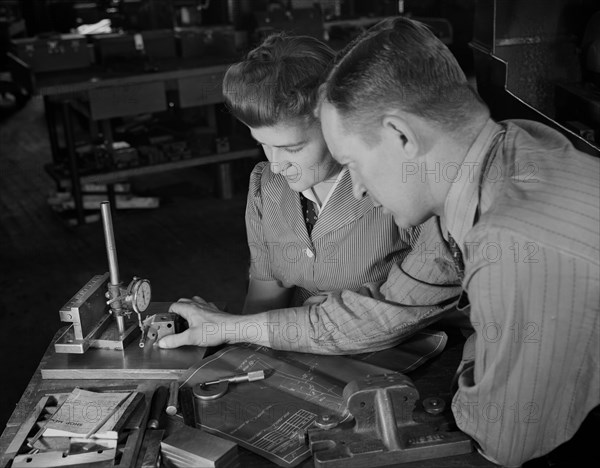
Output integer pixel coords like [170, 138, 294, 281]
[305, 248, 314, 258]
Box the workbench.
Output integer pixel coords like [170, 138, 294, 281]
[9, 54, 261, 225]
[0, 328, 494, 468]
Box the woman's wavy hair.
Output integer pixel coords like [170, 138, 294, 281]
[223, 33, 335, 127]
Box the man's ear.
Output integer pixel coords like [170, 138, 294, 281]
[382, 114, 419, 159]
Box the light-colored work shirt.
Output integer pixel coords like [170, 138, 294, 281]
[265, 213, 463, 353]
[444, 119, 600, 466]
[246, 161, 414, 306]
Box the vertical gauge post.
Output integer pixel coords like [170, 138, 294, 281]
[100, 201, 125, 335]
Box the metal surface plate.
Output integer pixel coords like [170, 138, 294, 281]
[42, 303, 206, 379]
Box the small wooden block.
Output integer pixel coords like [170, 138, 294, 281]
[161, 425, 238, 467]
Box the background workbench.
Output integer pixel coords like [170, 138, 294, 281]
[10, 55, 261, 225]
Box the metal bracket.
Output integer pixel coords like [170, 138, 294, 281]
[54, 273, 140, 353]
[141, 312, 184, 347]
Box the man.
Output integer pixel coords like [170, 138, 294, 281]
[317, 16, 599, 467]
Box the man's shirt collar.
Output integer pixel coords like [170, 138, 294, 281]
[443, 118, 505, 248]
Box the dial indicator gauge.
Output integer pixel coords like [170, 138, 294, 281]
[130, 278, 151, 313]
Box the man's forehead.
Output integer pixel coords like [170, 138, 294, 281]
[320, 102, 353, 161]
[319, 103, 345, 139]
[319, 100, 340, 126]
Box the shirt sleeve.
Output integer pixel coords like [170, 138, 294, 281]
[265, 217, 463, 353]
[452, 225, 600, 467]
[245, 162, 276, 282]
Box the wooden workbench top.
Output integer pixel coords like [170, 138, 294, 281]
[0, 329, 494, 468]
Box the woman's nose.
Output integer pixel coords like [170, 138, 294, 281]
[262, 146, 280, 173]
[269, 150, 290, 175]
[270, 160, 285, 174]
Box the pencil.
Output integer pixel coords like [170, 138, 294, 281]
[26, 425, 46, 449]
[85, 392, 133, 439]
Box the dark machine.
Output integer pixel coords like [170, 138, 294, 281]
[471, 0, 600, 157]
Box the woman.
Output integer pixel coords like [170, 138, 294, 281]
[222, 33, 414, 315]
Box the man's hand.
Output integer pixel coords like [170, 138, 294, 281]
[157, 296, 233, 349]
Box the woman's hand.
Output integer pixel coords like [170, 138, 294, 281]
[157, 296, 233, 349]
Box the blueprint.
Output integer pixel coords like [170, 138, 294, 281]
[180, 330, 447, 467]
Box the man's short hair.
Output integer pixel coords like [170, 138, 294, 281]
[324, 17, 485, 136]
[223, 33, 334, 127]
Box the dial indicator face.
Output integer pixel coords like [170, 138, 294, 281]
[132, 279, 151, 313]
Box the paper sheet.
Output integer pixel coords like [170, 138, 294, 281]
[179, 330, 447, 467]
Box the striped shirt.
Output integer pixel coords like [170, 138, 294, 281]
[447, 119, 600, 466]
[246, 162, 412, 305]
[302, 166, 346, 215]
[266, 214, 463, 353]
[264, 118, 599, 466]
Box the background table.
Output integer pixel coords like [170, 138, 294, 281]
[9, 55, 261, 224]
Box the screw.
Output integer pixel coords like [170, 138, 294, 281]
[423, 397, 445, 415]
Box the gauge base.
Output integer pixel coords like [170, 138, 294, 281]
[44, 303, 207, 379]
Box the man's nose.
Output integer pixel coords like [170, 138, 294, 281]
[352, 180, 367, 200]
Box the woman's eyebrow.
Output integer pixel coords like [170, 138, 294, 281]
[252, 137, 308, 148]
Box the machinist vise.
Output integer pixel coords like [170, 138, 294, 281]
[308, 373, 472, 467]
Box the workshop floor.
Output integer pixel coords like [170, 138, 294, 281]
[0, 96, 256, 429]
